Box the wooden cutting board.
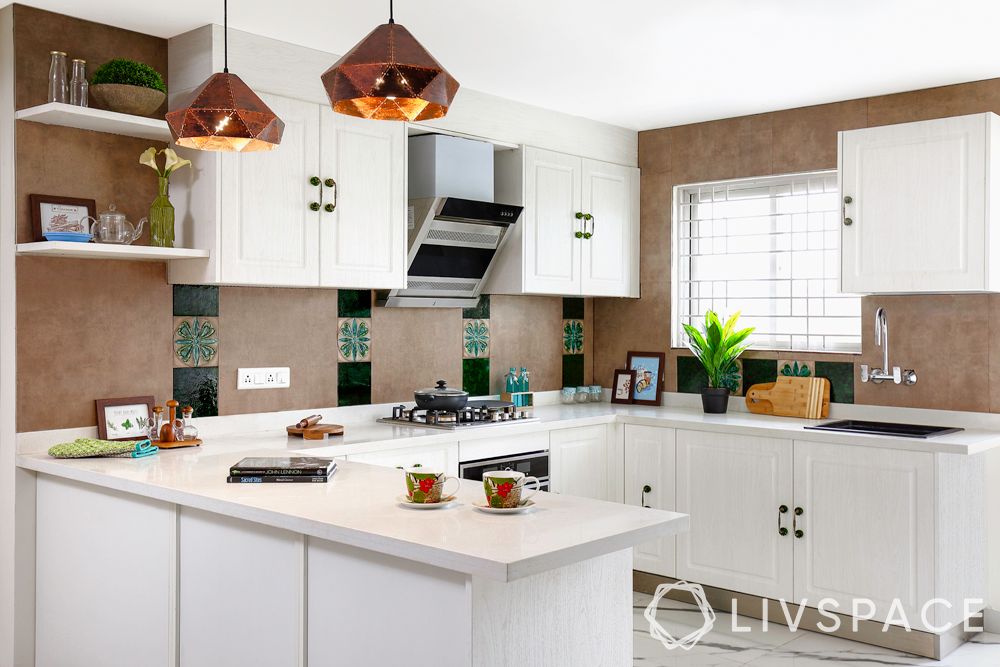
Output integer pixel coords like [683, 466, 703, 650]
[745, 376, 830, 419]
[286, 423, 344, 440]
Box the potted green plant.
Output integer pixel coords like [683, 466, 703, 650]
[90, 59, 167, 116]
[682, 310, 754, 414]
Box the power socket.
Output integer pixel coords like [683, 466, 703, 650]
[237, 367, 291, 390]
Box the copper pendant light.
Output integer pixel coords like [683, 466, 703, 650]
[166, 0, 284, 151]
[321, 0, 459, 122]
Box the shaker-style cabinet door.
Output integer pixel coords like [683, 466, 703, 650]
[792, 440, 935, 629]
[624, 425, 676, 577]
[522, 147, 583, 295]
[580, 158, 639, 297]
[319, 110, 407, 289]
[840, 113, 988, 293]
[675, 429, 794, 600]
[220, 93, 321, 286]
[549, 424, 621, 502]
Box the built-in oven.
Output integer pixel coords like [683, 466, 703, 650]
[459, 450, 550, 492]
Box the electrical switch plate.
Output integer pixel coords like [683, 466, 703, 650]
[237, 367, 291, 390]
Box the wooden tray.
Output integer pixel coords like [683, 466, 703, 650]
[286, 424, 344, 441]
[153, 438, 202, 449]
[745, 376, 830, 419]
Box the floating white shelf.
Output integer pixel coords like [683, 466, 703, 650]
[15, 102, 172, 142]
[16, 242, 209, 261]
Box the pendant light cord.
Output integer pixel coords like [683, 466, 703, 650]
[388, 0, 394, 24]
[223, 0, 229, 72]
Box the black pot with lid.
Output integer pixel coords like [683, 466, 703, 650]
[414, 379, 469, 411]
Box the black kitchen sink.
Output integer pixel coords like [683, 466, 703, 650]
[804, 419, 963, 439]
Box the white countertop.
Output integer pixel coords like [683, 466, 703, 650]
[17, 447, 688, 582]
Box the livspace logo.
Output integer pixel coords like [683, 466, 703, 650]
[644, 583, 986, 651]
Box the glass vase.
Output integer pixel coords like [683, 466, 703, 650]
[150, 176, 175, 247]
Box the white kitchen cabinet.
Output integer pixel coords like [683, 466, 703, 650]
[840, 112, 1000, 293]
[624, 425, 676, 577]
[675, 429, 794, 600]
[488, 146, 639, 297]
[168, 93, 407, 289]
[179, 508, 303, 667]
[793, 440, 935, 628]
[549, 424, 622, 502]
[346, 441, 459, 477]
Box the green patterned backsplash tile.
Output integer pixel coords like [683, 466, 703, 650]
[562, 354, 584, 388]
[173, 317, 218, 368]
[463, 319, 490, 359]
[462, 358, 490, 396]
[778, 359, 812, 377]
[741, 359, 778, 394]
[562, 319, 584, 355]
[337, 318, 372, 362]
[815, 361, 855, 404]
[676, 356, 708, 394]
[173, 366, 218, 417]
[462, 294, 490, 320]
[338, 362, 372, 406]
[337, 289, 372, 318]
[562, 296, 585, 320]
[172, 285, 218, 317]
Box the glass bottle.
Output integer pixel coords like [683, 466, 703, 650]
[519, 367, 530, 393]
[149, 176, 175, 247]
[47, 51, 67, 103]
[181, 405, 198, 441]
[505, 367, 517, 393]
[150, 406, 164, 441]
[69, 58, 87, 107]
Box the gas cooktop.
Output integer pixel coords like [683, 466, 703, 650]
[377, 400, 538, 430]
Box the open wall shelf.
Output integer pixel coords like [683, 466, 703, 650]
[15, 103, 172, 142]
[16, 242, 209, 261]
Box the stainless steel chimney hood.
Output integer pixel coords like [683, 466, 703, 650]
[380, 197, 523, 308]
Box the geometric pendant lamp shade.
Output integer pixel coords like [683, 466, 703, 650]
[321, 22, 459, 122]
[166, 72, 285, 152]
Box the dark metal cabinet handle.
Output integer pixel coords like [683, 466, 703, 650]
[844, 217, 853, 226]
[778, 505, 788, 536]
[794, 506, 804, 538]
[843, 194, 854, 226]
[309, 202, 320, 212]
[574, 212, 584, 239]
[323, 178, 338, 213]
[309, 176, 321, 187]
[641, 484, 652, 508]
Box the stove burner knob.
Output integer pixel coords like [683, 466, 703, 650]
[519, 411, 527, 419]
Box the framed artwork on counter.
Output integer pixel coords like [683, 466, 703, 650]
[95, 396, 154, 441]
[611, 369, 636, 404]
[626, 351, 666, 406]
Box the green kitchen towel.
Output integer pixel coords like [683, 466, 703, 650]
[48, 438, 158, 459]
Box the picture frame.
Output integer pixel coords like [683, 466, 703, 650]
[611, 369, 637, 405]
[95, 396, 154, 441]
[29, 194, 96, 241]
[626, 351, 666, 406]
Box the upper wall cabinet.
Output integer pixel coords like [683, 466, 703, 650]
[486, 147, 639, 297]
[839, 112, 1000, 293]
[168, 93, 406, 289]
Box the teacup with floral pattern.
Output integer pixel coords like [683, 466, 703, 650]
[404, 467, 460, 504]
[483, 470, 540, 509]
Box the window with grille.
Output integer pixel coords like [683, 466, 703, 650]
[672, 171, 861, 353]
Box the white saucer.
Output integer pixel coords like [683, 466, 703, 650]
[472, 499, 536, 514]
[397, 494, 458, 509]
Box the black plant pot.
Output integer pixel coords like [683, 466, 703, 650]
[701, 387, 730, 414]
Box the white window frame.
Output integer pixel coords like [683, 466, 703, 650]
[670, 170, 861, 354]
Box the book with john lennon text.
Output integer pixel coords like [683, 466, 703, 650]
[229, 456, 336, 477]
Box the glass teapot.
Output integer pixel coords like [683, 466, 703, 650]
[84, 204, 145, 245]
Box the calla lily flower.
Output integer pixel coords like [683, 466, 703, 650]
[139, 147, 160, 174]
[161, 148, 191, 176]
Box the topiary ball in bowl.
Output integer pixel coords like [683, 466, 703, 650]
[89, 59, 167, 117]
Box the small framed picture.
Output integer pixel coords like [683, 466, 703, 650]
[611, 369, 636, 405]
[627, 351, 666, 407]
[95, 396, 154, 441]
[29, 194, 96, 241]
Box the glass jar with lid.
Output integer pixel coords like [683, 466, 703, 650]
[560, 387, 576, 404]
[574, 386, 590, 403]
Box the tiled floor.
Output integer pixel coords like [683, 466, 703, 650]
[634, 592, 1000, 666]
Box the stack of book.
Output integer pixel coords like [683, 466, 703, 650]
[227, 456, 337, 483]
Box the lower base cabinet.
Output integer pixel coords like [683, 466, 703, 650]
[345, 441, 459, 477]
[549, 424, 622, 502]
[624, 425, 676, 577]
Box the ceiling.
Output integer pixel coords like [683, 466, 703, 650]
[19, 0, 1000, 131]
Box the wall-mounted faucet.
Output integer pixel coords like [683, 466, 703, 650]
[860, 307, 917, 385]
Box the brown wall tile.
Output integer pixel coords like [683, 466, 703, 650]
[370, 306, 462, 403]
[867, 79, 1000, 128]
[218, 287, 339, 415]
[16, 121, 166, 244]
[771, 100, 868, 173]
[13, 4, 168, 115]
[489, 296, 564, 393]
[16, 257, 173, 432]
